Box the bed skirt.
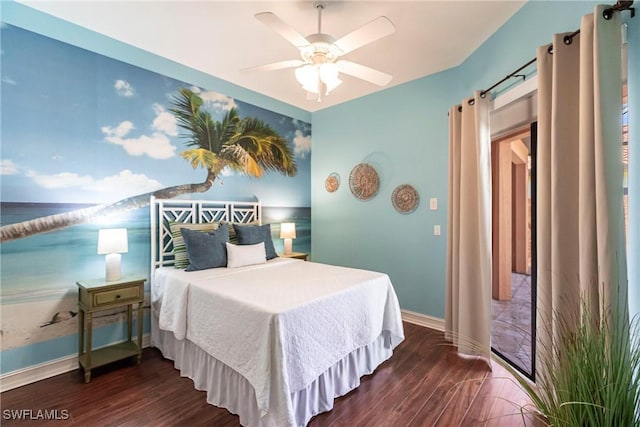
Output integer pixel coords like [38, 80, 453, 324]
[151, 315, 394, 426]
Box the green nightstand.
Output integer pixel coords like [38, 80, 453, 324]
[77, 276, 145, 383]
[279, 252, 308, 261]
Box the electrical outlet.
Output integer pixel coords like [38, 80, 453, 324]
[434, 225, 441, 236]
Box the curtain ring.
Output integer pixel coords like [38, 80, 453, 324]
[563, 35, 573, 45]
[547, 45, 554, 55]
[468, 98, 475, 106]
[480, 91, 487, 99]
[457, 105, 462, 113]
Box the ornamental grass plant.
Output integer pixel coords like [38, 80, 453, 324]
[497, 302, 640, 426]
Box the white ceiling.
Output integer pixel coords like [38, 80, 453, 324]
[19, 0, 526, 112]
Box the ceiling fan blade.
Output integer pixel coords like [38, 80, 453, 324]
[242, 59, 305, 72]
[338, 60, 392, 86]
[333, 16, 395, 55]
[255, 12, 311, 48]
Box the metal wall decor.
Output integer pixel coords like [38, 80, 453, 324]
[324, 172, 340, 193]
[391, 184, 419, 214]
[349, 163, 379, 200]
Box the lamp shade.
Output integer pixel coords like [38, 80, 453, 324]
[97, 228, 128, 254]
[280, 223, 296, 239]
[295, 64, 342, 95]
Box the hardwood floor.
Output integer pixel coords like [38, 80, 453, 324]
[1, 323, 544, 426]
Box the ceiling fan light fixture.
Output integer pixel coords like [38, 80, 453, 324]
[295, 63, 342, 95]
[253, 4, 395, 101]
[320, 62, 342, 92]
[295, 65, 317, 91]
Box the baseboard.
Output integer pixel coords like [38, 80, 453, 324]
[401, 309, 445, 331]
[2, 315, 444, 392]
[0, 334, 151, 393]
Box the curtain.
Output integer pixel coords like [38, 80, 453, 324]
[536, 5, 628, 370]
[445, 91, 492, 359]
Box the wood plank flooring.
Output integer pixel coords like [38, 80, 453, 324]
[1, 323, 545, 426]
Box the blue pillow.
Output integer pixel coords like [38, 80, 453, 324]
[181, 224, 230, 271]
[233, 223, 277, 260]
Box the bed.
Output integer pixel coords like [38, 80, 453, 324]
[149, 197, 404, 426]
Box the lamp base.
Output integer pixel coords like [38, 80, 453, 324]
[105, 253, 122, 281]
[283, 238, 293, 255]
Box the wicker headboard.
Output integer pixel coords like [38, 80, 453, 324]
[150, 196, 262, 270]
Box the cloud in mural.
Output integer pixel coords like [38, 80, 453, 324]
[26, 169, 163, 200]
[152, 103, 178, 136]
[2, 75, 16, 85]
[292, 118, 311, 134]
[27, 171, 93, 189]
[86, 169, 164, 195]
[102, 120, 177, 159]
[293, 130, 311, 158]
[103, 120, 134, 138]
[114, 79, 134, 97]
[1, 159, 18, 175]
[191, 86, 237, 111]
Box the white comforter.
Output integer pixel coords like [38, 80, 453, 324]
[153, 258, 404, 427]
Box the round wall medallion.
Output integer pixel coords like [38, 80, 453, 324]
[391, 184, 419, 214]
[325, 173, 340, 193]
[349, 163, 379, 200]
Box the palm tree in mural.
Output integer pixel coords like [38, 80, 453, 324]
[0, 88, 297, 242]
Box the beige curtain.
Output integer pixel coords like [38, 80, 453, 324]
[445, 91, 492, 359]
[536, 5, 628, 370]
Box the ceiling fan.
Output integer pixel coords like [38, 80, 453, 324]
[247, 3, 395, 102]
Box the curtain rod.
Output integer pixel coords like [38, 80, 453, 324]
[461, 0, 635, 109]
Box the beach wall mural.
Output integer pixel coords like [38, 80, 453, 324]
[0, 23, 311, 374]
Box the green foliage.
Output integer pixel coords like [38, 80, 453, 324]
[501, 304, 640, 426]
[170, 88, 297, 178]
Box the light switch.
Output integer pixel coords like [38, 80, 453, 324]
[430, 198, 438, 210]
[434, 225, 441, 236]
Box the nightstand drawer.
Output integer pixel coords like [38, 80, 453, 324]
[93, 286, 141, 307]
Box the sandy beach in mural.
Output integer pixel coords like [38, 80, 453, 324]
[0, 296, 147, 351]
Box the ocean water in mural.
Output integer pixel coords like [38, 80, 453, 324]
[0, 203, 150, 302]
[0, 203, 310, 351]
[0, 23, 311, 366]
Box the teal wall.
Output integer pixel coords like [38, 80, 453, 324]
[311, 1, 639, 319]
[458, 1, 597, 97]
[311, 68, 458, 316]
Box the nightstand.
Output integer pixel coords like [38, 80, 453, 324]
[76, 276, 145, 383]
[279, 252, 308, 261]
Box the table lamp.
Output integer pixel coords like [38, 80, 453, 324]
[280, 223, 296, 255]
[97, 228, 128, 281]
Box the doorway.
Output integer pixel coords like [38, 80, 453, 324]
[490, 123, 537, 379]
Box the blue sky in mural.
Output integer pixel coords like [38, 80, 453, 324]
[0, 23, 311, 207]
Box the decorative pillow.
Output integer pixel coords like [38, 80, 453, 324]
[233, 223, 277, 260]
[220, 220, 259, 245]
[226, 242, 266, 268]
[169, 221, 218, 269]
[181, 224, 229, 271]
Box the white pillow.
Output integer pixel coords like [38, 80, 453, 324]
[226, 242, 267, 268]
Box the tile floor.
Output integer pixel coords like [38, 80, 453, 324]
[491, 272, 533, 376]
